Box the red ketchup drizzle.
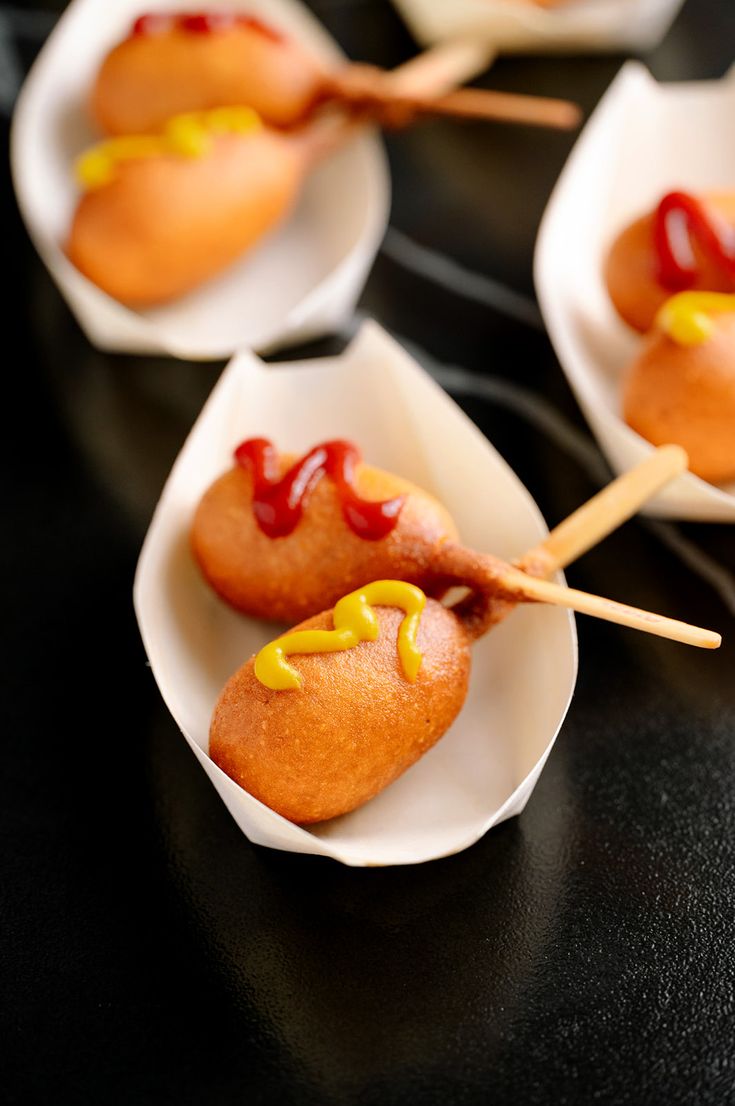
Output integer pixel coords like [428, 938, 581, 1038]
[234, 439, 405, 541]
[653, 191, 735, 291]
[132, 12, 282, 41]
[132, 12, 173, 35]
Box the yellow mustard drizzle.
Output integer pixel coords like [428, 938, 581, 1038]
[656, 292, 735, 347]
[75, 106, 262, 190]
[254, 581, 427, 691]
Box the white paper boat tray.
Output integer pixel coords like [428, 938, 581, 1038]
[535, 62, 735, 523]
[11, 0, 390, 359]
[391, 0, 685, 54]
[134, 322, 578, 867]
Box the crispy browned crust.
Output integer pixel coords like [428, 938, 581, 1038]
[623, 314, 735, 484]
[190, 459, 460, 623]
[209, 599, 471, 823]
[604, 194, 735, 334]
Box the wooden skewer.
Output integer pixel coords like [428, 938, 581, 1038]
[473, 446, 720, 649]
[386, 38, 497, 97]
[301, 33, 576, 171]
[296, 37, 501, 167]
[299, 36, 499, 164]
[498, 567, 721, 649]
[374, 85, 581, 131]
[329, 48, 579, 133]
[327, 37, 495, 110]
[521, 445, 689, 576]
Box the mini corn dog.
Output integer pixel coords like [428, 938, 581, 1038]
[191, 437, 717, 643]
[210, 583, 471, 824]
[211, 566, 719, 823]
[67, 107, 326, 306]
[92, 12, 327, 134]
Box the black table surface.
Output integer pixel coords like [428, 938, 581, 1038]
[4, 2, 735, 1103]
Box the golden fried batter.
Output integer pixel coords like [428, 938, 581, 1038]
[210, 599, 471, 824]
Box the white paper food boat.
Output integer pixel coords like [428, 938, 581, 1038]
[134, 322, 578, 866]
[391, 0, 684, 54]
[11, 0, 389, 359]
[535, 62, 735, 523]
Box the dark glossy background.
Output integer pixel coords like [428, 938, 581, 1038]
[4, 1, 735, 1103]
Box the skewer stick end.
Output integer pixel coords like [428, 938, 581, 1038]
[557, 101, 583, 130]
[656, 443, 689, 474]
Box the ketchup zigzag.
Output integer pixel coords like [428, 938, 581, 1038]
[234, 438, 406, 541]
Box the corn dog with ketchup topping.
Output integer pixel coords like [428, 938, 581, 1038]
[605, 190, 735, 333]
[191, 436, 724, 636]
[90, 10, 577, 135]
[92, 12, 328, 133]
[192, 437, 489, 628]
